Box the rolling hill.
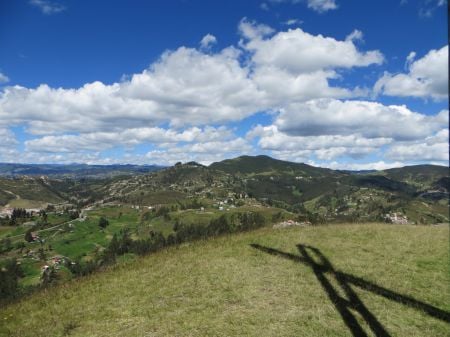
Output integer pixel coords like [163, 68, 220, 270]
[379, 165, 449, 189]
[0, 156, 447, 222]
[210, 155, 340, 178]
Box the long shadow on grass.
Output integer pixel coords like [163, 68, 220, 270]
[250, 243, 450, 337]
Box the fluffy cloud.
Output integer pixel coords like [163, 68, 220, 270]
[240, 23, 383, 73]
[251, 68, 361, 104]
[0, 47, 262, 133]
[238, 19, 275, 40]
[0, 128, 19, 162]
[121, 47, 263, 127]
[25, 126, 233, 153]
[238, 20, 382, 104]
[0, 128, 18, 147]
[248, 124, 391, 160]
[246, 101, 448, 164]
[323, 160, 406, 171]
[275, 99, 448, 141]
[145, 138, 253, 165]
[374, 45, 448, 100]
[200, 34, 217, 50]
[386, 129, 449, 162]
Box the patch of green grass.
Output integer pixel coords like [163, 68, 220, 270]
[0, 178, 63, 204]
[47, 214, 72, 226]
[127, 190, 187, 205]
[50, 220, 109, 259]
[0, 226, 15, 236]
[1, 223, 448, 337]
[18, 258, 42, 287]
[0, 226, 28, 239]
[7, 199, 46, 209]
[46, 207, 143, 260]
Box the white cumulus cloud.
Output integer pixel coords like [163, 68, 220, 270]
[374, 45, 448, 100]
[200, 34, 217, 50]
[386, 129, 449, 162]
[241, 25, 383, 74]
[275, 99, 447, 141]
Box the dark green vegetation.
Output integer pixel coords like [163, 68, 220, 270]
[0, 224, 448, 336]
[0, 155, 448, 303]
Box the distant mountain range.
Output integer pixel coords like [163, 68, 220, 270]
[0, 163, 164, 178]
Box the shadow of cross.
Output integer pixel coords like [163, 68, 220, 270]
[250, 243, 450, 337]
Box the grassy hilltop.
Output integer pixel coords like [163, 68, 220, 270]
[1, 223, 448, 337]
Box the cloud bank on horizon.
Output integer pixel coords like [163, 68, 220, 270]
[0, 1, 447, 170]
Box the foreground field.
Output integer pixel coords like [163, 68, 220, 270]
[1, 224, 449, 337]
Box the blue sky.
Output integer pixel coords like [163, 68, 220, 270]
[0, 0, 447, 169]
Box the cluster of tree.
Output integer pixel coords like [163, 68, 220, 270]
[11, 208, 30, 219]
[101, 229, 167, 264]
[24, 228, 36, 243]
[0, 238, 13, 253]
[67, 209, 80, 220]
[98, 217, 109, 229]
[152, 206, 171, 220]
[38, 210, 48, 224]
[71, 211, 267, 277]
[68, 259, 98, 277]
[296, 212, 326, 225]
[40, 265, 58, 286]
[169, 212, 266, 244]
[0, 238, 26, 254]
[0, 259, 23, 301]
[177, 198, 204, 210]
[8, 208, 31, 226]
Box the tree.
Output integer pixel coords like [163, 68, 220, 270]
[69, 210, 79, 220]
[24, 229, 33, 242]
[0, 259, 23, 300]
[38, 248, 47, 261]
[39, 210, 48, 223]
[41, 265, 58, 286]
[98, 217, 109, 229]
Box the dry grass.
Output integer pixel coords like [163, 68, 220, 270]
[0, 223, 448, 337]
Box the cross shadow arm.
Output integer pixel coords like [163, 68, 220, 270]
[250, 243, 450, 324]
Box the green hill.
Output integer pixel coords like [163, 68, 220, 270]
[1, 224, 448, 337]
[0, 177, 64, 207]
[380, 165, 449, 189]
[210, 155, 339, 177]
